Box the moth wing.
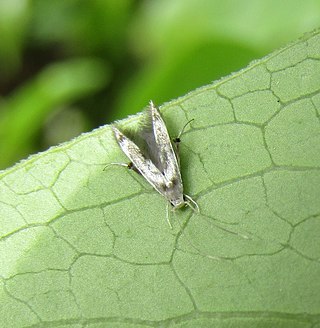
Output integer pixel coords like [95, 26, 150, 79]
[149, 102, 182, 183]
[112, 126, 168, 195]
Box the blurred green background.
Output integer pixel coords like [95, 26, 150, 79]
[0, 0, 319, 169]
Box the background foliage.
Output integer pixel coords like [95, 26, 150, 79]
[1, 0, 320, 168]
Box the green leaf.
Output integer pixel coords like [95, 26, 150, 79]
[1, 30, 320, 327]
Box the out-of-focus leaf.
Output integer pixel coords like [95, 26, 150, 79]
[0, 0, 30, 77]
[31, 0, 133, 60]
[0, 58, 110, 168]
[114, 0, 320, 119]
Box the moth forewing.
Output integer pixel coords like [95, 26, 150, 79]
[112, 126, 166, 195]
[111, 102, 198, 226]
[149, 102, 182, 184]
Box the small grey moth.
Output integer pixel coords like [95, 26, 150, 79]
[110, 101, 199, 228]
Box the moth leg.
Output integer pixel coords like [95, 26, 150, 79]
[184, 194, 200, 213]
[103, 161, 137, 171]
[166, 202, 173, 229]
[177, 118, 194, 139]
[172, 118, 194, 162]
[173, 118, 194, 144]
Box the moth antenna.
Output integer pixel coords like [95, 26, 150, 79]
[173, 205, 221, 261]
[184, 194, 200, 213]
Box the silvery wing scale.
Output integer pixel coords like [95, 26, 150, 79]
[111, 101, 198, 227]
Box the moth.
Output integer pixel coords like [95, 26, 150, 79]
[109, 101, 199, 228]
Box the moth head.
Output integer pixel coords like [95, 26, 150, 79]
[170, 197, 186, 209]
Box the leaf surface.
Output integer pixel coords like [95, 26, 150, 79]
[1, 30, 320, 328]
